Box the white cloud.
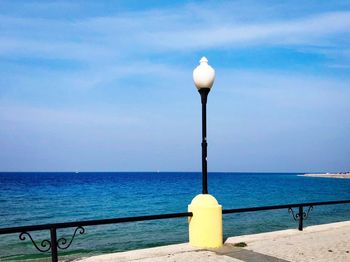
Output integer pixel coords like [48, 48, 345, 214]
[216, 69, 350, 110]
[142, 11, 350, 50]
[1, 1, 350, 171]
[1, 6, 350, 62]
[0, 104, 141, 127]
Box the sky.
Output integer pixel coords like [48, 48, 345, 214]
[0, 0, 350, 172]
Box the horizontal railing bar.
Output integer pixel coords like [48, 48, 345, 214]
[222, 200, 350, 214]
[0, 212, 192, 235]
[1, 200, 350, 235]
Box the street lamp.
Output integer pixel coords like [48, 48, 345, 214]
[193, 57, 215, 194]
[188, 57, 221, 249]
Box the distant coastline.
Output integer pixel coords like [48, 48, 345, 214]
[299, 172, 350, 179]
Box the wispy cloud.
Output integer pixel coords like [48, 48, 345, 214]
[1, 0, 350, 171]
[1, 6, 350, 61]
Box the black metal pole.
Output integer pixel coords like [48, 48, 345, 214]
[50, 227, 58, 262]
[199, 88, 210, 194]
[298, 206, 303, 231]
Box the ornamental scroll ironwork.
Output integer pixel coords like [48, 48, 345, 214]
[19, 226, 85, 253]
[57, 226, 85, 250]
[19, 232, 51, 253]
[288, 205, 314, 221]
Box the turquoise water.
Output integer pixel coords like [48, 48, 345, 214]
[1, 172, 350, 261]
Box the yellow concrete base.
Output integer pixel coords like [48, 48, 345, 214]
[188, 194, 223, 248]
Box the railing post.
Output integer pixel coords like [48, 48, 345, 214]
[50, 227, 58, 262]
[298, 206, 303, 231]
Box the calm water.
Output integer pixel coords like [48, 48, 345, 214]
[1, 172, 350, 261]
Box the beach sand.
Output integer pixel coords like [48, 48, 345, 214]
[75, 221, 350, 262]
[300, 173, 350, 179]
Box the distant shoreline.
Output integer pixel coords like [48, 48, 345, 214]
[299, 172, 350, 179]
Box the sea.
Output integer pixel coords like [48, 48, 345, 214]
[1, 172, 350, 261]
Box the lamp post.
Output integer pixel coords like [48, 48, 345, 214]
[188, 57, 222, 248]
[193, 57, 215, 194]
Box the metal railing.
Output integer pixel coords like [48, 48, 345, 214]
[0, 212, 192, 262]
[1, 199, 350, 262]
[223, 199, 350, 231]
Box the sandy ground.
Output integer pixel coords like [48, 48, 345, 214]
[300, 173, 350, 179]
[226, 221, 350, 262]
[74, 243, 242, 262]
[75, 221, 350, 262]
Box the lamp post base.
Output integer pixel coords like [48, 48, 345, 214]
[188, 194, 223, 248]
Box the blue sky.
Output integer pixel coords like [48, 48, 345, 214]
[0, 0, 350, 172]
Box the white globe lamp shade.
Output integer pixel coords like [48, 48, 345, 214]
[193, 57, 215, 90]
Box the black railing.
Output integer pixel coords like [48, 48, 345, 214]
[1, 200, 350, 262]
[223, 199, 350, 231]
[0, 212, 192, 262]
